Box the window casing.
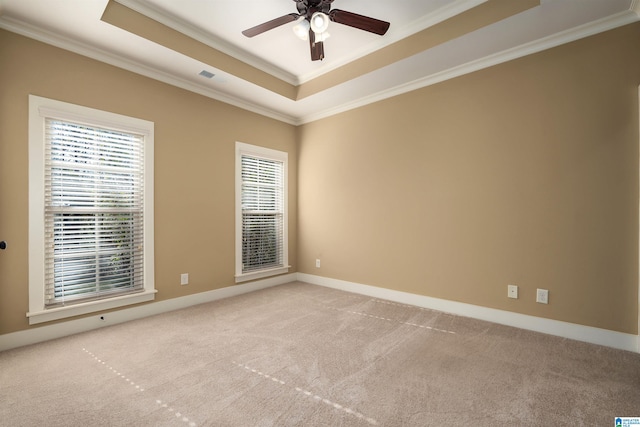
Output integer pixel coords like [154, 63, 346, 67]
[235, 142, 289, 282]
[28, 95, 155, 324]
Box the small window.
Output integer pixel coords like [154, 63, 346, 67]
[235, 142, 289, 282]
[28, 95, 155, 324]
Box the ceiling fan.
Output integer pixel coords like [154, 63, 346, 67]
[242, 0, 390, 61]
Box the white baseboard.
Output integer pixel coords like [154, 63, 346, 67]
[297, 273, 640, 353]
[0, 273, 296, 352]
[3, 272, 637, 354]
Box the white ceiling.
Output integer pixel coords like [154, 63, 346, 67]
[1, 0, 638, 124]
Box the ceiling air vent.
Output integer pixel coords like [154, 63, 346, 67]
[199, 70, 215, 79]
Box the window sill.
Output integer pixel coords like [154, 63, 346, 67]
[235, 266, 290, 283]
[27, 290, 157, 325]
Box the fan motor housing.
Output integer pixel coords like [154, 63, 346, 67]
[296, 0, 332, 20]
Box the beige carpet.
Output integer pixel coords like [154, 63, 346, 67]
[1, 281, 639, 426]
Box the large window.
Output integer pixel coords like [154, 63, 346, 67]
[28, 95, 155, 324]
[235, 142, 288, 282]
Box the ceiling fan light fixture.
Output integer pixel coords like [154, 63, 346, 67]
[241, 1, 391, 61]
[292, 19, 310, 40]
[310, 12, 329, 34]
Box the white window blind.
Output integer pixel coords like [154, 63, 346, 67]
[44, 118, 145, 307]
[241, 154, 284, 272]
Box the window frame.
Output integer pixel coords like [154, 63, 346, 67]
[235, 142, 289, 283]
[28, 95, 155, 325]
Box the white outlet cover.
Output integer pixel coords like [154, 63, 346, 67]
[536, 288, 549, 304]
[180, 273, 189, 285]
[507, 284, 518, 299]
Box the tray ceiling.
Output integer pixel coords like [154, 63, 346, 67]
[1, 0, 638, 124]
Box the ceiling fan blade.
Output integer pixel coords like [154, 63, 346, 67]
[329, 9, 390, 35]
[242, 13, 300, 37]
[309, 29, 324, 61]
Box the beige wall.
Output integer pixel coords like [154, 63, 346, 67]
[298, 23, 640, 335]
[2, 21, 640, 339]
[0, 30, 297, 335]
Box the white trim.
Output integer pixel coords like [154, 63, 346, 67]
[296, 10, 640, 125]
[3, 271, 637, 353]
[2, 6, 637, 126]
[28, 95, 155, 324]
[295, 0, 487, 84]
[235, 266, 292, 283]
[0, 273, 296, 352]
[297, 273, 640, 353]
[0, 16, 298, 126]
[116, 0, 486, 86]
[114, 0, 299, 86]
[27, 291, 157, 325]
[235, 142, 289, 283]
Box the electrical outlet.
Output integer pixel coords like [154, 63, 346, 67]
[536, 288, 549, 304]
[507, 284, 518, 299]
[315, 259, 321, 268]
[180, 273, 189, 285]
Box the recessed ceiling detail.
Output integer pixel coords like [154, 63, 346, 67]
[0, 0, 638, 124]
[100, 0, 539, 99]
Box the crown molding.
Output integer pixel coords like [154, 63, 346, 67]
[114, 0, 299, 86]
[2, 5, 637, 126]
[295, 0, 487, 84]
[297, 9, 640, 124]
[0, 15, 298, 125]
[116, 0, 486, 86]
